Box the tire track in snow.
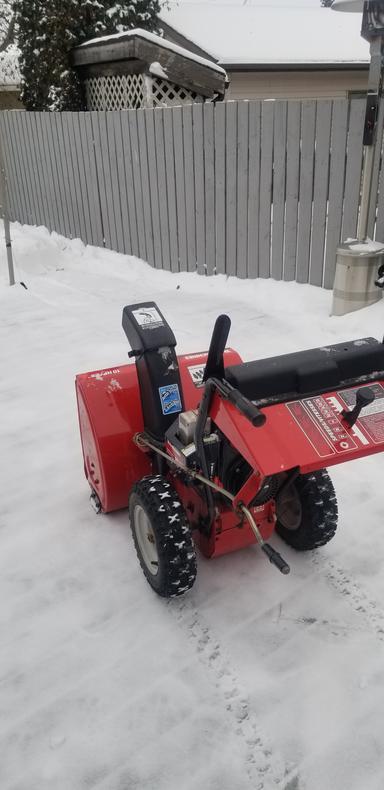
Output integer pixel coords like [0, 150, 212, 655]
[169, 597, 299, 790]
[311, 555, 384, 641]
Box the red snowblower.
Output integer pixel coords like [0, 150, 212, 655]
[76, 302, 384, 597]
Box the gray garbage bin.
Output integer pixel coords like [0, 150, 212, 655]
[331, 238, 384, 315]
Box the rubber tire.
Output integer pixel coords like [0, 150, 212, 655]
[275, 469, 338, 551]
[129, 475, 197, 598]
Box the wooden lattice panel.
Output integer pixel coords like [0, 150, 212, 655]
[151, 77, 204, 107]
[85, 74, 145, 110]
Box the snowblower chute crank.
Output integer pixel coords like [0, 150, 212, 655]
[76, 302, 384, 597]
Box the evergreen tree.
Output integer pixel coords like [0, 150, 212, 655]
[14, 0, 161, 111]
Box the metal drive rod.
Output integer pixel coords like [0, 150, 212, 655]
[0, 136, 15, 286]
[134, 432, 290, 574]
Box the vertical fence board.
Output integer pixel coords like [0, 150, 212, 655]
[237, 101, 249, 279]
[5, 112, 29, 225]
[271, 101, 287, 281]
[193, 103, 205, 275]
[310, 100, 332, 287]
[111, 112, 131, 254]
[204, 102, 215, 275]
[324, 100, 349, 289]
[137, 109, 154, 266]
[105, 110, 125, 252]
[2, 113, 27, 223]
[163, 108, 179, 272]
[41, 111, 65, 236]
[56, 113, 77, 238]
[247, 101, 261, 278]
[342, 98, 365, 241]
[121, 111, 139, 257]
[226, 102, 237, 276]
[214, 101, 226, 275]
[11, 111, 34, 224]
[61, 112, 83, 238]
[145, 109, 162, 268]
[13, 112, 36, 227]
[368, 99, 384, 239]
[36, 113, 58, 230]
[153, 109, 170, 270]
[173, 106, 187, 272]
[284, 102, 301, 281]
[50, 113, 72, 239]
[296, 100, 316, 283]
[0, 114, 17, 221]
[183, 104, 196, 272]
[259, 101, 274, 278]
[99, 112, 119, 250]
[52, 114, 75, 238]
[80, 112, 104, 247]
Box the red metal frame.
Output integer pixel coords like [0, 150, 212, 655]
[76, 350, 384, 559]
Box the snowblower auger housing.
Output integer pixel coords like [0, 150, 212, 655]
[76, 302, 384, 597]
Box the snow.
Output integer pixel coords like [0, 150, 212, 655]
[2, 221, 384, 789]
[0, 43, 21, 87]
[149, 60, 169, 79]
[78, 27, 227, 75]
[342, 238, 384, 254]
[159, 0, 370, 65]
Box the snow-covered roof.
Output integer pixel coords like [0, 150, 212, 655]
[78, 27, 226, 76]
[0, 44, 20, 88]
[159, 0, 370, 67]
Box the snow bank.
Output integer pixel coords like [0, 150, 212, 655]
[1, 222, 384, 790]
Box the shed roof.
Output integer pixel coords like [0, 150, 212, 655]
[159, 0, 370, 68]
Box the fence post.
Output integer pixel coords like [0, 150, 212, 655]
[0, 127, 15, 286]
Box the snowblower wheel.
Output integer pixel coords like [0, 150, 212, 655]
[275, 469, 338, 551]
[129, 476, 197, 598]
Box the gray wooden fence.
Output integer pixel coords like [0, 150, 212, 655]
[1, 98, 384, 288]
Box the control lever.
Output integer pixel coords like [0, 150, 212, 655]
[341, 386, 375, 427]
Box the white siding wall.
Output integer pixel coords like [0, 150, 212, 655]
[225, 69, 368, 101]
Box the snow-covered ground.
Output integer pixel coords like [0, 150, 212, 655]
[2, 222, 384, 790]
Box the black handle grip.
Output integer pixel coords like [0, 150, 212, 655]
[227, 388, 266, 427]
[262, 543, 290, 575]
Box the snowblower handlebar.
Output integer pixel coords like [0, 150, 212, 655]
[225, 386, 266, 427]
[210, 378, 266, 428]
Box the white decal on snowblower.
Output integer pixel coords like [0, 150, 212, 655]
[188, 365, 205, 387]
[132, 308, 163, 328]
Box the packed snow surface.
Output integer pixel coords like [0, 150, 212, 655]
[2, 222, 384, 790]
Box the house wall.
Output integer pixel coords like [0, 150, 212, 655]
[0, 90, 23, 110]
[225, 69, 368, 101]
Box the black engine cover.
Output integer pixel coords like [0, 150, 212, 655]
[122, 302, 184, 440]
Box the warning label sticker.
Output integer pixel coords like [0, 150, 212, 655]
[287, 395, 357, 457]
[287, 401, 333, 458]
[338, 383, 384, 444]
[132, 307, 163, 329]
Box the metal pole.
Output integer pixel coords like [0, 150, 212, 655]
[0, 132, 15, 286]
[3, 217, 15, 286]
[357, 36, 384, 240]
